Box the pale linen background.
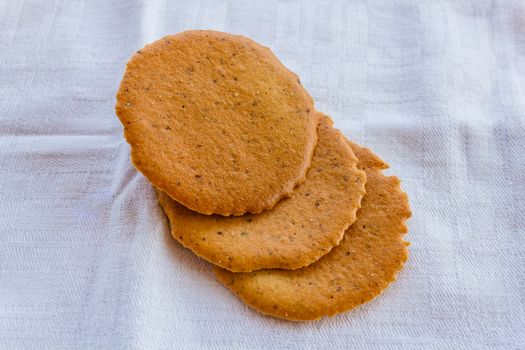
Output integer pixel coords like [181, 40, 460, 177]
[0, 0, 524, 349]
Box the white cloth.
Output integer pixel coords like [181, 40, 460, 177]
[1, 0, 524, 349]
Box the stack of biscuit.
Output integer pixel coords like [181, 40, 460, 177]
[116, 30, 411, 321]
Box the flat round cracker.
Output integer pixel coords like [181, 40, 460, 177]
[157, 117, 366, 272]
[214, 141, 411, 320]
[116, 30, 318, 216]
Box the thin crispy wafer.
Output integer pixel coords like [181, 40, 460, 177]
[116, 30, 318, 215]
[157, 117, 366, 272]
[214, 141, 411, 320]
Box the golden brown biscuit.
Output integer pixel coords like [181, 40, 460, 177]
[214, 141, 411, 320]
[157, 117, 367, 272]
[116, 30, 318, 216]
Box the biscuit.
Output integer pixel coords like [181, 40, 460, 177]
[116, 30, 318, 215]
[214, 141, 411, 320]
[157, 116, 367, 272]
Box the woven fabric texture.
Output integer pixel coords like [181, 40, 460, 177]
[0, 0, 524, 349]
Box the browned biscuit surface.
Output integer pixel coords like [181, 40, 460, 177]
[157, 117, 366, 272]
[116, 30, 318, 215]
[214, 141, 411, 320]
